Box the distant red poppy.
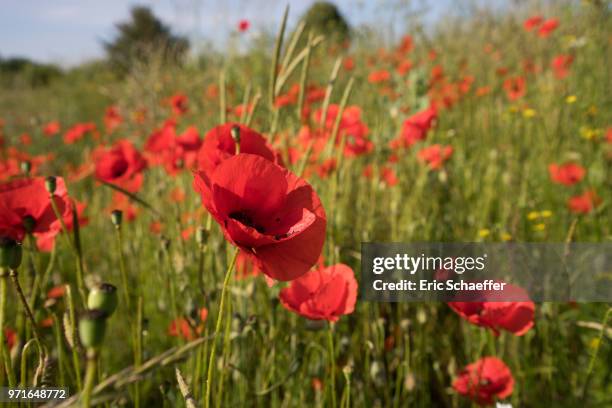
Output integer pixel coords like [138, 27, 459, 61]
[193, 153, 326, 281]
[94, 140, 147, 192]
[43, 121, 60, 137]
[548, 162, 585, 185]
[551, 54, 574, 79]
[167, 93, 188, 116]
[104, 105, 123, 133]
[390, 107, 438, 149]
[396, 59, 413, 76]
[0, 177, 72, 248]
[538, 18, 559, 37]
[568, 190, 601, 214]
[523, 15, 543, 31]
[4, 328, 16, 349]
[63, 122, 96, 144]
[417, 144, 453, 169]
[343, 56, 355, 71]
[448, 283, 535, 336]
[453, 357, 514, 405]
[368, 70, 391, 84]
[397, 35, 413, 54]
[380, 166, 398, 187]
[47, 285, 66, 299]
[238, 19, 250, 32]
[503, 76, 526, 101]
[168, 318, 195, 340]
[279, 263, 357, 321]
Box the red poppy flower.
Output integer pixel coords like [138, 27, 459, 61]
[397, 35, 413, 54]
[195, 123, 283, 198]
[94, 140, 147, 192]
[193, 154, 326, 281]
[167, 93, 188, 116]
[0, 177, 72, 247]
[551, 54, 573, 79]
[390, 107, 438, 149]
[43, 121, 60, 136]
[523, 15, 543, 31]
[381, 166, 398, 187]
[448, 283, 535, 336]
[503, 76, 526, 101]
[104, 105, 123, 133]
[311, 105, 373, 157]
[568, 190, 602, 214]
[168, 318, 195, 340]
[548, 162, 585, 185]
[238, 19, 250, 32]
[368, 70, 391, 84]
[47, 285, 66, 299]
[453, 357, 514, 406]
[538, 18, 559, 37]
[235, 249, 262, 279]
[417, 144, 453, 170]
[279, 263, 357, 321]
[343, 57, 355, 71]
[4, 328, 16, 350]
[63, 122, 96, 144]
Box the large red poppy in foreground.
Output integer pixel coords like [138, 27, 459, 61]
[193, 153, 326, 281]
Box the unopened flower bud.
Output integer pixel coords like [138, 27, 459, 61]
[87, 283, 118, 316]
[79, 309, 108, 349]
[0, 237, 22, 270]
[45, 176, 57, 195]
[111, 210, 123, 228]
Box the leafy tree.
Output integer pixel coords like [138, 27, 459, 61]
[300, 2, 351, 47]
[104, 6, 189, 73]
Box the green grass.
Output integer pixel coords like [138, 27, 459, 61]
[0, 1, 610, 407]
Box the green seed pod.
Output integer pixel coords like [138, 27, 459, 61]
[0, 237, 22, 270]
[111, 210, 123, 227]
[79, 309, 108, 349]
[87, 283, 118, 316]
[22, 216, 36, 234]
[45, 176, 57, 195]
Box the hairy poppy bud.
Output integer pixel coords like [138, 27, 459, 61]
[20, 160, 31, 175]
[0, 237, 22, 270]
[45, 176, 57, 195]
[87, 283, 118, 316]
[111, 210, 122, 227]
[79, 309, 108, 349]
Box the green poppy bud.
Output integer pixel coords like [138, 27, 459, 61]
[45, 176, 57, 195]
[111, 210, 123, 227]
[0, 237, 22, 270]
[87, 283, 118, 316]
[231, 125, 241, 144]
[79, 309, 108, 349]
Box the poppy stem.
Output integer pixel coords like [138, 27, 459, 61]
[581, 307, 611, 401]
[8, 268, 47, 367]
[204, 247, 239, 408]
[0, 270, 17, 387]
[81, 348, 98, 408]
[327, 322, 337, 408]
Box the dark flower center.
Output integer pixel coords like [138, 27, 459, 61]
[229, 211, 266, 234]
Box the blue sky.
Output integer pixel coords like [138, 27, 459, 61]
[0, 0, 462, 66]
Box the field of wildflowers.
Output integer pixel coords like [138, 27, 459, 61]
[0, 1, 610, 407]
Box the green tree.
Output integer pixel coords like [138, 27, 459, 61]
[104, 6, 189, 73]
[300, 2, 351, 47]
